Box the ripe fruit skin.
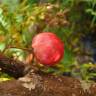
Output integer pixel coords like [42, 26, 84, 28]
[32, 32, 64, 66]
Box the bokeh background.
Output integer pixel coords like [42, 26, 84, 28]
[0, 0, 96, 81]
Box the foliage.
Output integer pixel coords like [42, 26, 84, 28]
[0, 0, 96, 81]
[0, 72, 13, 82]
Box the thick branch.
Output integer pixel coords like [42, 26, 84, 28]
[0, 74, 88, 96]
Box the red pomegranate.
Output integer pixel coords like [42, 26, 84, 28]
[32, 32, 64, 66]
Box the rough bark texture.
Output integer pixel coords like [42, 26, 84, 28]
[0, 74, 87, 96]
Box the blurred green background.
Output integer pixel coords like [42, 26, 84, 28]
[0, 0, 96, 81]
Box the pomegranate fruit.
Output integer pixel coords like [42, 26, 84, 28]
[32, 32, 64, 66]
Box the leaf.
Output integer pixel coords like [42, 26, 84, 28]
[0, 42, 6, 52]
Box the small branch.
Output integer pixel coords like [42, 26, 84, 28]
[4, 46, 33, 53]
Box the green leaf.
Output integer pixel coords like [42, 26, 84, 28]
[0, 42, 5, 52]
